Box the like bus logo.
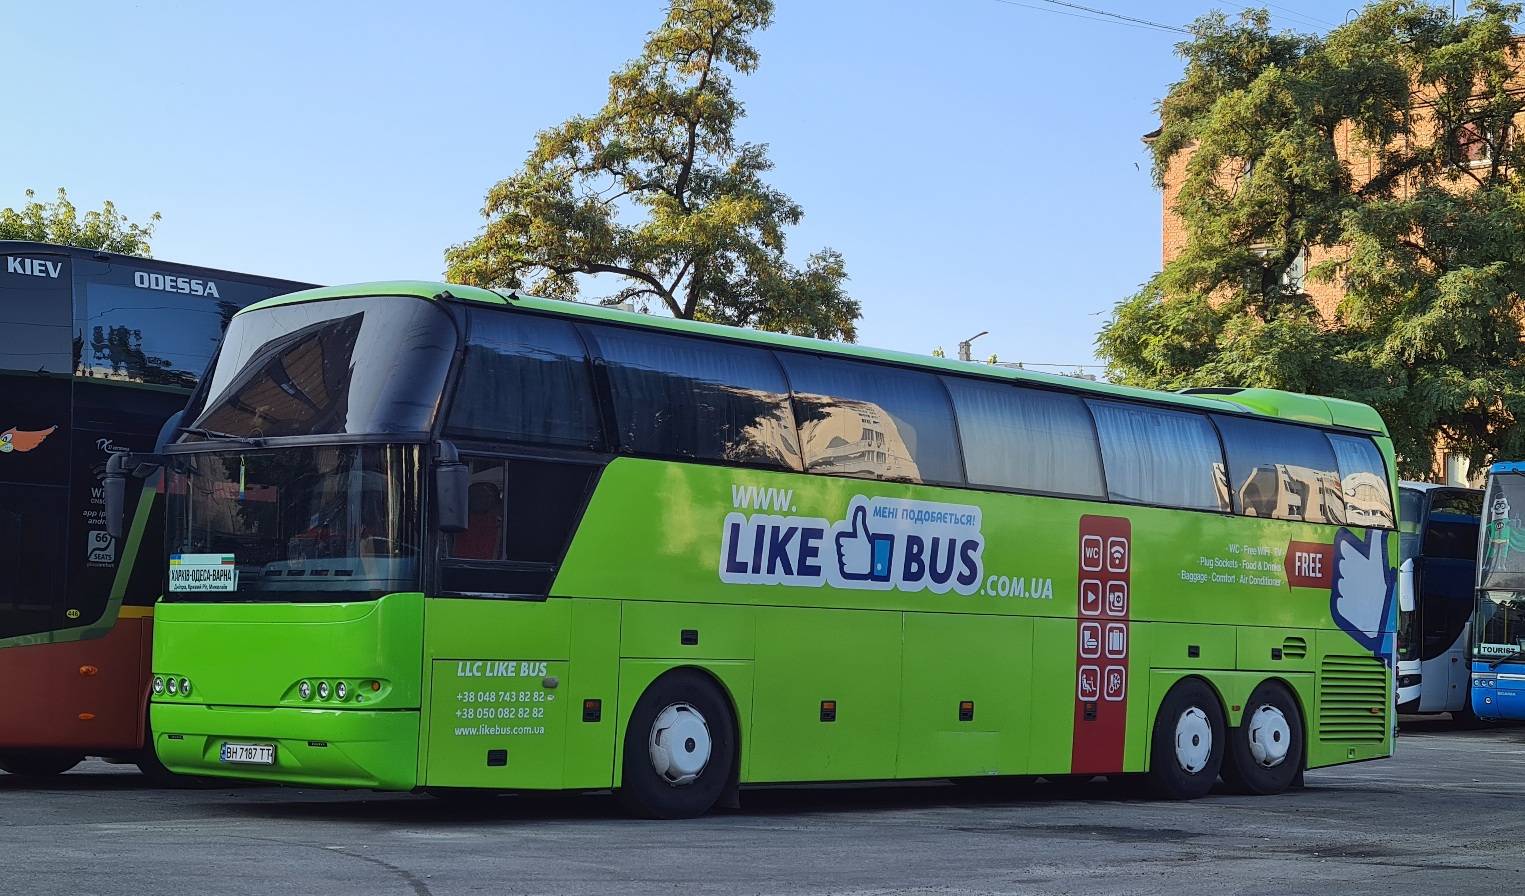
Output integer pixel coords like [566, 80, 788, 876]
[836, 505, 894, 582]
[719, 493, 985, 595]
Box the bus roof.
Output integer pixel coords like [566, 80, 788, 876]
[1490, 462, 1525, 474]
[240, 280, 1391, 436]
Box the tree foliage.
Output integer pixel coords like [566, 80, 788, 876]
[0, 188, 159, 256]
[1098, 1, 1525, 475]
[445, 0, 858, 340]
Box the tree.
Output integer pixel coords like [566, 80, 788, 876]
[445, 0, 858, 340]
[0, 188, 159, 256]
[1097, 1, 1525, 476]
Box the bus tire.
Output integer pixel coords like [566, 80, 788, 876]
[0, 749, 84, 777]
[1221, 681, 1303, 795]
[616, 669, 736, 819]
[135, 711, 192, 787]
[1146, 678, 1225, 800]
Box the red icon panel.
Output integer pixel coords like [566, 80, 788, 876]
[1073, 515, 1131, 775]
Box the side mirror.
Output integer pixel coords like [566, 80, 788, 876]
[1398, 558, 1416, 614]
[103, 452, 130, 541]
[103, 451, 167, 541]
[435, 441, 469, 534]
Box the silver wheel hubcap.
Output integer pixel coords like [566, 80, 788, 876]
[1245, 703, 1291, 768]
[1174, 706, 1213, 774]
[648, 702, 711, 785]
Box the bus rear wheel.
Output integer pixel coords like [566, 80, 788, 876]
[615, 669, 736, 819]
[1221, 681, 1303, 795]
[0, 749, 84, 777]
[1146, 678, 1225, 800]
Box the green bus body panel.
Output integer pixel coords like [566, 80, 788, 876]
[419, 597, 622, 790]
[896, 613, 1035, 778]
[620, 601, 757, 660]
[153, 703, 419, 789]
[747, 607, 903, 782]
[556, 458, 1378, 630]
[149, 594, 425, 788]
[151, 450, 1395, 790]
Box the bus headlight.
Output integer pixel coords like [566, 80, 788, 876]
[153, 676, 165, 695]
[318, 681, 330, 700]
[335, 681, 348, 700]
[166, 677, 179, 695]
[179, 678, 191, 697]
[299, 680, 312, 700]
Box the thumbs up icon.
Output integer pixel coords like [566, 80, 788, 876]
[836, 505, 894, 582]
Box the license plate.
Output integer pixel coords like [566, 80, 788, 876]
[220, 742, 275, 765]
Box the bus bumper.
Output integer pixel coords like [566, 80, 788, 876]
[151, 703, 419, 790]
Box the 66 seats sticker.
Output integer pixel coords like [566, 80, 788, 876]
[719, 494, 984, 594]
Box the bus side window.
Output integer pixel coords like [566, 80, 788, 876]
[1212, 414, 1344, 524]
[586, 326, 802, 472]
[777, 353, 964, 486]
[449, 462, 506, 561]
[941, 376, 1104, 498]
[1087, 400, 1228, 512]
[1328, 434, 1396, 528]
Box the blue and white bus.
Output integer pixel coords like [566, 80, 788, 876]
[1395, 482, 1482, 716]
[1470, 463, 1525, 720]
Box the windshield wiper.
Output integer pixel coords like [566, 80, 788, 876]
[1488, 649, 1525, 669]
[177, 426, 264, 446]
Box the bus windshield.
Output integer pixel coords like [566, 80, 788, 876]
[185, 295, 458, 439]
[164, 445, 422, 602]
[1476, 471, 1525, 657]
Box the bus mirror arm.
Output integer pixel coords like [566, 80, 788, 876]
[434, 441, 470, 534]
[1398, 558, 1415, 614]
[102, 451, 167, 541]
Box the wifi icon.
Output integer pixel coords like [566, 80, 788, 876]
[1106, 537, 1129, 573]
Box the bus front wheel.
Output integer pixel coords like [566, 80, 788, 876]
[1146, 678, 1225, 800]
[0, 749, 84, 777]
[616, 669, 736, 819]
[1221, 681, 1304, 795]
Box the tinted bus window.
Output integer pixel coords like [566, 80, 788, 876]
[1328, 434, 1396, 528]
[1424, 489, 1483, 561]
[590, 327, 801, 471]
[73, 264, 270, 388]
[190, 296, 456, 438]
[779, 354, 963, 485]
[1088, 400, 1228, 512]
[0, 252, 72, 376]
[942, 377, 1104, 497]
[1214, 415, 1344, 523]
[446, 311, 601, 449]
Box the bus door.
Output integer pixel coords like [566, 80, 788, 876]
[1414, 489, 1483, 712]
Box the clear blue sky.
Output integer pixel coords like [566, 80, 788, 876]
[3, 1, 1374, 376]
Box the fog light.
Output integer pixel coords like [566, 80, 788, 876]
[299, 680, 312, 700]
[179, 678, 191, 697]
[166, 677, 179, 695]
[336, 681, 348, 700]
[318, 681, 330, 700]
[153, 676, 165, 695]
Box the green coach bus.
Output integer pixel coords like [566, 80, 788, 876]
[129, 281, 1398, 817]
